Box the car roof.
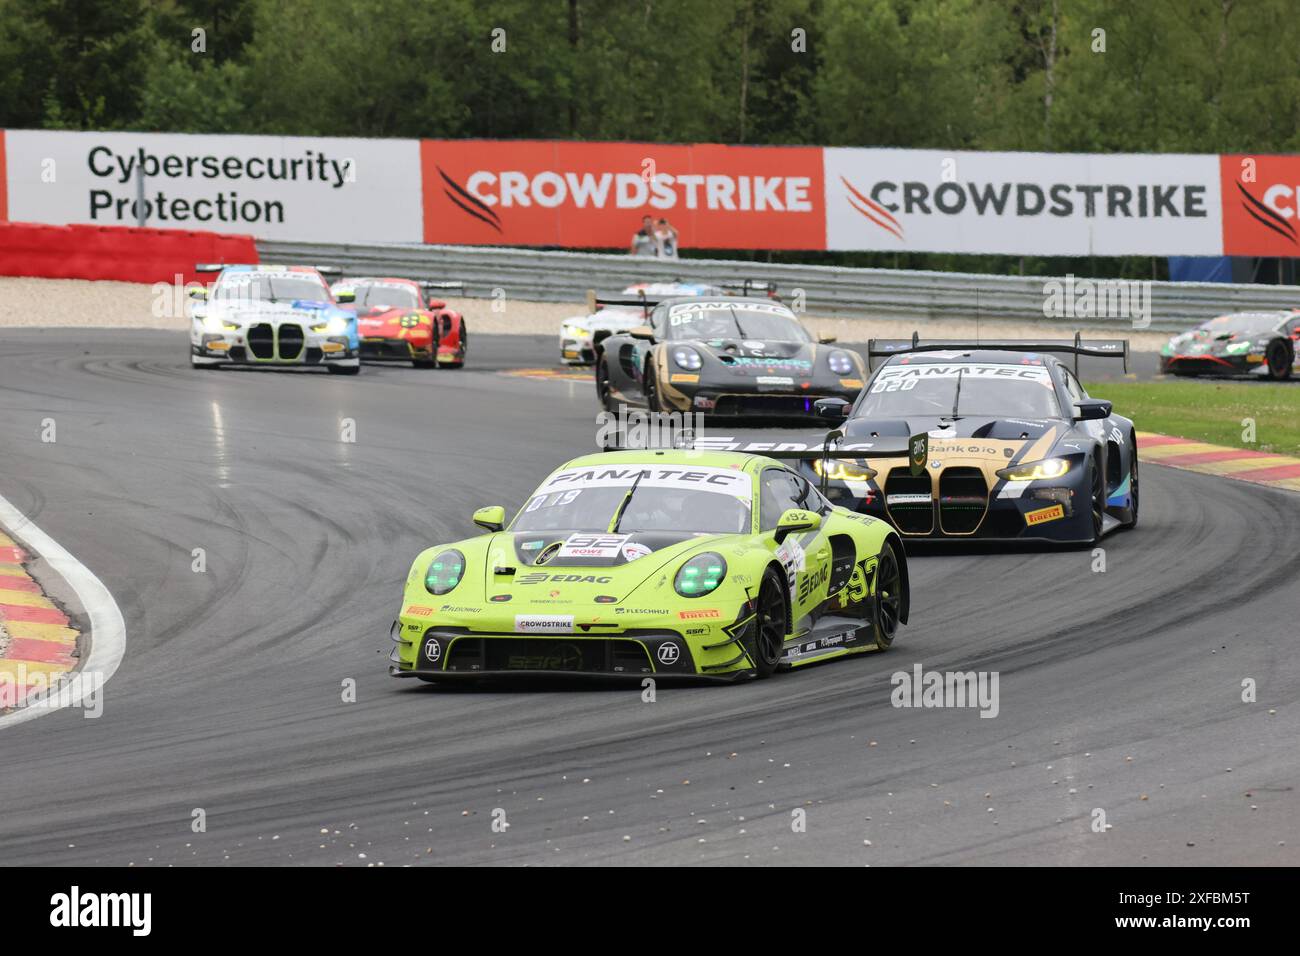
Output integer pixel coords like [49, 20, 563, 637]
[557, 449, 776, 474]
[334, 277, 418, 287]
[882, 349, 1058, 368]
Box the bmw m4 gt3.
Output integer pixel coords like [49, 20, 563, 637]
[190, 264, 361, 374]
[806, 337, 1138, 544]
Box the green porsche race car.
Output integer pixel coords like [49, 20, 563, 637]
[389, 449, 910, 682]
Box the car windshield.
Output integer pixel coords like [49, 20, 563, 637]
[353, 283, 421, 309]
[663, 302, 810, 342]
[512, 464, 753, 535]
[214, 274, 330, 304]
[1199, 313, 1281, 336]
[856, 361, 1062, 419]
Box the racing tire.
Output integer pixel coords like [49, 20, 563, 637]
[644, 362, 663, 413]
[596, 355, 614, 413]
[871, 542, 903, 651]
[747, 567, 787, 679]
[1088, 453, 1105, 544]
[444, 324, 467, 369]
[328, 363, 361, 376]
[1265, 340, 1292, 381]
[1123, 437, 1140, 529]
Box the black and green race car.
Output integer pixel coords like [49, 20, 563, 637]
[389, 449, 909, 683]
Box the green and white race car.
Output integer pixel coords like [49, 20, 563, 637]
[389, 449, 909, 683]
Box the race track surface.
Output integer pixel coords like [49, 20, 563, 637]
[0, 328, 1297, 866]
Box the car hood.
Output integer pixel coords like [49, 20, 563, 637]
[479, 530, 729, 605]
[566, 309, 642, 333]
[1166, 327, 1259, 354]
[203, 299, 346, 324]
[688, 338, 816, 376]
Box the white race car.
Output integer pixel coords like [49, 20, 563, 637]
[189, 264, 362, 374]
[560, 281, 777, 365]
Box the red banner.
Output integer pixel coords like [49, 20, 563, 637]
[420, 139, 825, 250]
[1220, 154, 1300, 256]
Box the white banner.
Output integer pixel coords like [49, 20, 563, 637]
[3, 129, 423, 242]
[824, 148, 1223, 255]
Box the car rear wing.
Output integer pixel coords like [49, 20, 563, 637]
[602, 429, 926, 495]
[865, 331, 1129, 376]
[194, 263, 343, 276]
[587, 290, 660, 316]
[421, 280, 465, 295]
[718, 279, 780, 299]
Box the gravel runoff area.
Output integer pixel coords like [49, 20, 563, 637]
[0, 276, 1172, 350]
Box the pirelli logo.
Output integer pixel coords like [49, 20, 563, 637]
[1024, 504, 1065, 526]
[405, 605, 435, 616]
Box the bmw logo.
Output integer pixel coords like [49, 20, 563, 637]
[657, 642, 680, 665]
[423, 637, 442, 662]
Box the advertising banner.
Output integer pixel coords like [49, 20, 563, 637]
[2, 129, 422, 243]
[824, 148, 1223, 256]
[420, 139, 825, 249]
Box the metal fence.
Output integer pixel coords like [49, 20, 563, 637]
[259, 239, 1300, 332]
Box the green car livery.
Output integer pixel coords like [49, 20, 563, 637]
[389, 449, 909, 682]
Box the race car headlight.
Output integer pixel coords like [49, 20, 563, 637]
[202, 314, 239, 332]
[563, 324, 591, 339]
[672, 347, 703, 371]
[1224, 340, 1251, 354]
[828, 350, 855, 375]
[424, 549, 465, 595]
[997, 457, 1071, 481]
[311, 317, 348, 335]
[674, 552, 726, 598]
[813, 458, 877, 481]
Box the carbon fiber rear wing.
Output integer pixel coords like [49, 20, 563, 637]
[718, 279, 779, 298]
[587, 291, 660, 316]
[603, 429, 926, 495]
[866, 331, 1129, 377]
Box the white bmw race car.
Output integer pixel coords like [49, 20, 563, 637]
[189, 264, 362, 375]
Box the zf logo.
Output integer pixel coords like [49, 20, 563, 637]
[797, 563, 830, 603]
[424, 638, 442, 662]
[656, 642, 681, 665]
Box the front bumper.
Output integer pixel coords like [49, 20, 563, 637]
[815, 459, 1095, 542]
[1159, 353, 1254, 376]
[192, 322, 358, 366]
[388, 610, 758, 681]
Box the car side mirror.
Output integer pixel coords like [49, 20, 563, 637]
[818, 334, 837, 344]
[334, 289, 356, 304]
[814, 397, 851, 421]
[188, 286, 208, 300]
[774, 508, 821, 542]
[1073, 398, 1112, 421]
[629, 325, 655, 341]
[473, 505, 506, 532]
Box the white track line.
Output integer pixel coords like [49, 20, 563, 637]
[0, 492, 126, 729]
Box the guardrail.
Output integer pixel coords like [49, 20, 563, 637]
[258, 239, 1300, 332]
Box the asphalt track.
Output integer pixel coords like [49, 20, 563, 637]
[0, 328, 1297, 866]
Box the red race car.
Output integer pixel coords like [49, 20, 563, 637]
[331, 277, 467, 368]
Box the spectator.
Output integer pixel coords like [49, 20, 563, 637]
[630, 215, 657, 257]
[654, 217, 679, 258]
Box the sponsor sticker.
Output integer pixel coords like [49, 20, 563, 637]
[558, 532, 629, 559]
[678, 608, 721, 620]
[536, 464, 752, 501]
[406, 605, 434, 617]
[514, 614, 575, 634]
[622, 542, 653, 562]
[1024, 504, 1065, 526]
[756, 375, 794, 385]
[656, 642, 681, 665]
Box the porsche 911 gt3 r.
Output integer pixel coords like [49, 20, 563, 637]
[331, 277, 467, 368]
[560, 280, 779, 364]
[190, 264, 361, 374]
[389, 449, 909, 683]
[595, 296, 865, 422]
[1160, 310, 1300, 380]
[804, 337, 1138, 544]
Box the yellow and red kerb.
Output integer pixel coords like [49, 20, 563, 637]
[0, 532, 80, 706]
[1138, 431, 1300, 492]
